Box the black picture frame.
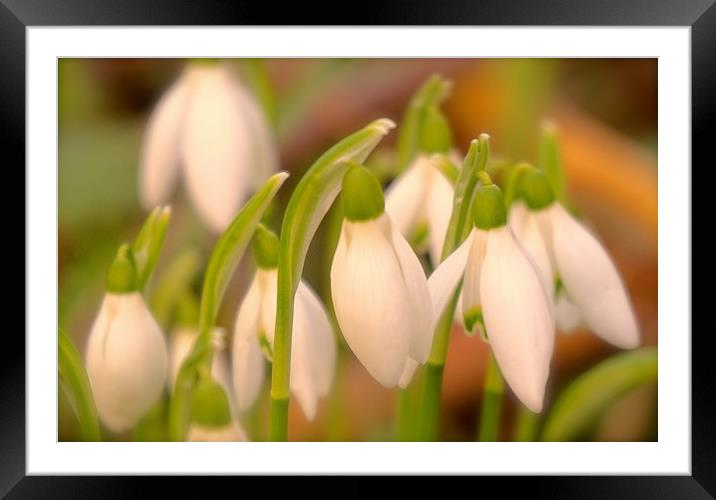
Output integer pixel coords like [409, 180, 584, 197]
[5, 0, 711, 496]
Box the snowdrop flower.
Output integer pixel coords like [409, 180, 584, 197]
[187, 377, 248, 442]
[232, 224, 336, 421]
[139, 61, 278, 233]
[386, 106, 459, 264]
[331, 164, 433, 388]
[168, 315, 247, 441]
[85, 245, 168, 433]
[509, 167, 639, 349]
[429, 179, 554, 412]
[385, 153, 457, 264]
[167, 325, 234, 411]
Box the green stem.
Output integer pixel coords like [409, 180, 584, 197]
[514, 405, 540, 442]
[415, 290, 458, 441]
[269, 397, 289, 442]
[395, 389, 412, 441]
[268, 119, 394, 441]
[416, 363, 445, 441]
[477, 350, 504, 441]
[58, 328, 101, 441]
[415, 135, 490, 441]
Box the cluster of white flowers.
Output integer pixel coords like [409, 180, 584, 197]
[82, 65, 640, 440]
[328, 159, 639, 413]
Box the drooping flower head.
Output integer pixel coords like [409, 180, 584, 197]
[331, 164, 434, 388]
[508, 166, 640, 349]
[85, 245, 168, 432]
[386, 105, 459, 264]
[139, 60, 278, 232]
[232, 224, 336, 421]
[429, 177, 554, 412]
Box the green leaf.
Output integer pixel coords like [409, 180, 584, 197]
[168, 172, 289, 441]
[396, 75, 452, 172]
[269, 118, 395, 440]
[542, 347, 657, 442]
[58, 328, 101, 441]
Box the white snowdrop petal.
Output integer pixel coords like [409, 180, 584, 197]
[425, 167, 455, 265]
[139, 74, 190, 210]
[296, 281, 336, 397]
[427, 231, 475, 331]
[288, 317, 318, 421]
[232, 276, 265, 413]
[508, 201, 529, 239]
[231, 334, 265, 414]
[180, 65, 253, 232]
[549, 204, 639, 349]
[398, 358, 420, 389]
[390, 224, 433, 365]
[232, 81, 279, 189]
[258, 268, 278, 344]
[85, 293, 168, 433]
[385, 156, 430, 239]
[330, 217, 412, 387]
[461, 229, 487, 324]
[480, 228, 554, 413]
[518, 214, 555, 308]
[233, 273, 263, 342]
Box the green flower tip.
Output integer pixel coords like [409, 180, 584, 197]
[106, 244, 138, 293]
[463, 306, 485, 338]
[191, 379, 232, 428]
[419, 106, 453, 154]
[519, 165, 555, 211]
[473, 182, 507, 230]
[342, 163, 385, 222]
[253, 223, 280, 269]
[464, 133, 490, 174]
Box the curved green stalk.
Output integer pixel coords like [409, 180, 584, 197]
[132, 205, 171, 291]
[168, 173, 289, 441]
[58, 328, 101, 441]
[416, 135, 490, 441]
[395, 75, 452, 172]
[542, 347, 657, 441]
[269, 119, 395, 441]
[477, 350, 504, 441]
